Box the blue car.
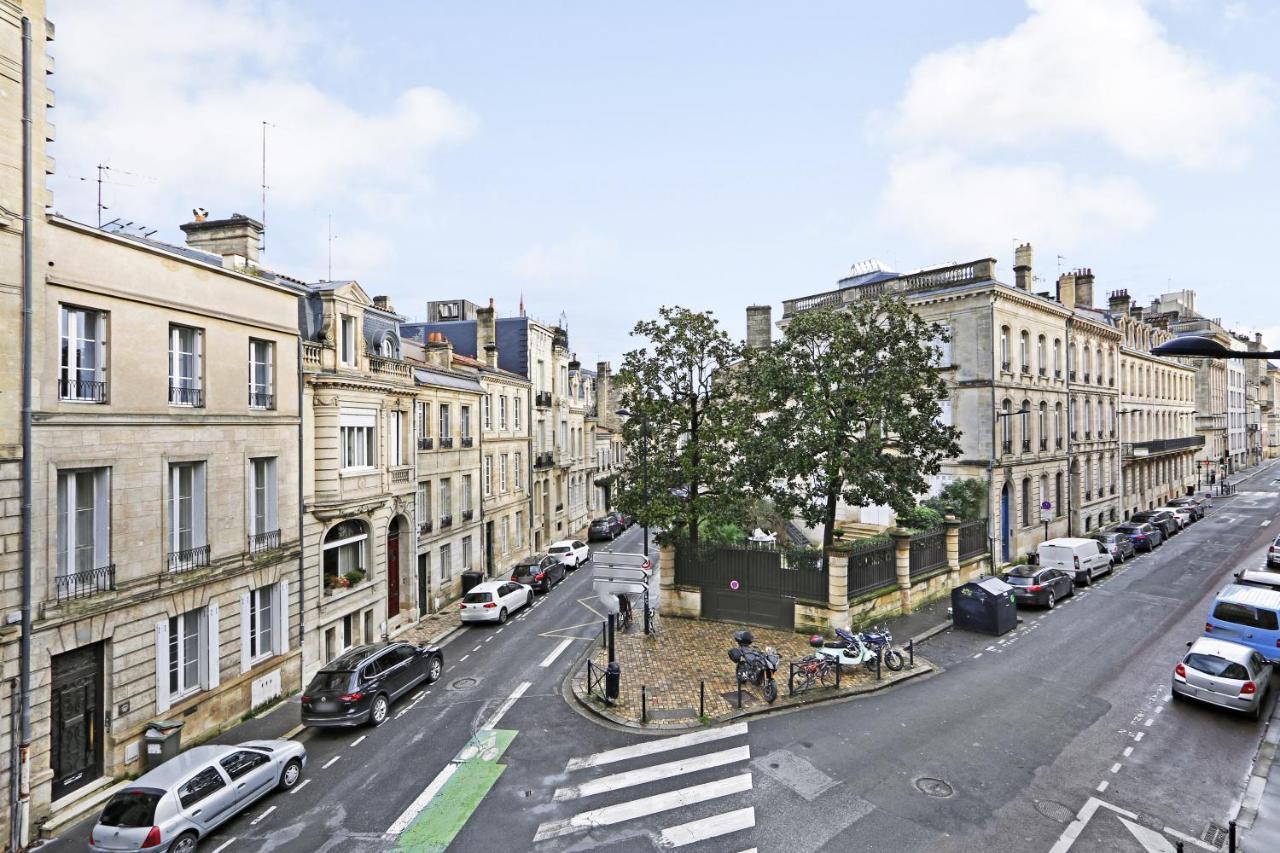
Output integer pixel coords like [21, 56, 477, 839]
[1205, 584, 1280, 662]
[1113, 521, 1163, 552]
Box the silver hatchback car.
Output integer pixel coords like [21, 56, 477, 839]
[1172, 637, 1273, 720]
[90, 739, 306, 853]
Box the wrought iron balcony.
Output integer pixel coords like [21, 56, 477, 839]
[1055, 369, 1062, 378]
[248, 529, 280, 554]
[418, 436, 434, 450]
[1022, 439, 1031, 452]
[1021, 365, 1031, 375]
[439, 437, 454, 449]
[249, 390, 274, 409]
[1001, 361, 1011, 373]
[1123, 435, 1206, 459]
[462, 509, 474, 521]
[1070, 370, 1077, 381]
[55, 564, 115, 601]
[461, 437, 474, 448]
[1083, 373, 1091, 383]
[1039, 367, 1046, 377]
[1056, 438, 1063, 449]
[59, 378, 107, 402]
[169, 384, 204, 407]
[391, 469, 411, 483]
[535, 391, 553, 408]
[1001, 440, 1012, 455]
[440, 515, 453, 529]
[167, 544, 210, 573]
[1039, 439, 1048, 451]
[419, 521, 433, 535]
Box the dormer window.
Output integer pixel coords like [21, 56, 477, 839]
[340, 316, 356, 366]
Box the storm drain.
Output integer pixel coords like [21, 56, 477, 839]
[1202, 822, 1228, 848]
[1034, 800, 1074, 824]
[914, 777, 954, 799]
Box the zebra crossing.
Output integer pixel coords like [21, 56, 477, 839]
[533, 722, 757, 849]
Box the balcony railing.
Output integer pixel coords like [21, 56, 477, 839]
[1021, 365, 1031, 375]
[391, 469, 411, 483]
[462, 509, 474, 521]
[535, 391, 552, 408]
[440, 515, 453, 529]
[368, 354, 414, 381]
[302, 341, 323, 368]
[168, 544, 211, 573]
[439, 437, 454, 449]
[1038, 367, 1046, 377]
[248, 529, 280, 554]
[534, 452, 553, 469]
[418, 436, 434, 450]
[1001, 440, 1012, 455]
[1070, 370, 1077, 381]
[1056, 438, 1063, 449]
[59, 378, 107, 402]
[249, 390, 274, 409]
[555, 503, 564, 512]
[1055, 369, 1062, 379]
[1022, 439, 1031, 452]
[55, 564, 115, 601]
[1001, 361, 1011, 373]
[1039, 439, 1048, 451]
[169, 384, 204, 407]
[419, 521, 433, 535]
[461, 437, 474, 448]
[1123, 435, 1206, 459]
[1083, 373, 1091, 383]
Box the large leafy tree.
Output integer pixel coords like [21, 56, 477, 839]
[741, 298, 961, 551]
[616, 307, 752, 550]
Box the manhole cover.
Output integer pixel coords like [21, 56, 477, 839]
[914, 777, 954, 798]
[449, 677, 478, 690]
[1035, 800, 1074, 824]
[1202, 822, 1228, 848]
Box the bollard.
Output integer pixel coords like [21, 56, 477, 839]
[1176, 842, 1183, 853]
[1229, 819, 1236, 852]
[601, 620, 607, 650]
[641, 685, 647, 724]
[737, 680, 743, 709]
[835, 658, 841, 687]
[605, 660, 621, 703]
[875, 649, 882, 680]
[700, 681, 705, 718]
[908, 639, 915, 669]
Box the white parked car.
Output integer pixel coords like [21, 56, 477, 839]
[459, 581, 531, 624]
[1157, 505, 1194, 528]
[549, 539, 591, 569]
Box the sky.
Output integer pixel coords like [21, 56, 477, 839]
[46, 0, 1280, 365]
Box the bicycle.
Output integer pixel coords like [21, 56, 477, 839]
[617, 594, 634, 633]
[789, 654, 839, 695]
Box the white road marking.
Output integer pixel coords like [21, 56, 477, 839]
[1110, 763, 1122, 774]
[540, 638, 575, 668]
[351, 735, 366, 747]
[657, 806, 756, 848]
[1123, 746, 1133, 757]
[1263, 520, 1272, 527]
[1144, 717, 1154, 727]
[211, 839, 237, 853]
[485, 636, 494, 642]
[554, 746, 751, 801]
[973, 653, 983, 659]
[473, 645, 482, 652]
[1134, 732, 1145, 742]
[496, 627, 504, 633]
[1096, 780, 1109, 793]
[533, 773, 753, 841]
[288, 778, 311, 796]
[385, 763, 459, 836]
[322, 755, 341, 769]
[480, 680, 532, 730]
[459, 655, 470, 662]
[566, 723, 749, 771]
[250, 806, 276, 825]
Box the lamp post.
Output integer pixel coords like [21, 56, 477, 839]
[617, 407, 652, 634]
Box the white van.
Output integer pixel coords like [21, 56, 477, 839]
[1037, 537, 1114, 586]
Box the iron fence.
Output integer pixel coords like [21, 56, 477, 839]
[959, 520, 988, 560]
[909, 528, 948, 579]
[846, 539, 897, 598]
[248, 529, 280, 554]
[674, 542, 826, 601]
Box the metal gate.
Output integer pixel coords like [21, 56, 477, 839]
[51, 643, 103, 800]
[702, 587, 795, 630]
[677, 544, 820, 630]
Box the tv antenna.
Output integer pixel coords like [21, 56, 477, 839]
[97, 164, 110, 227]
[261, 120, 275, 255]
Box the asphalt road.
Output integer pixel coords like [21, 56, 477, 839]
[46, 461, 1280, 852]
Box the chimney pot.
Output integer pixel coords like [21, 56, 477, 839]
[180, 212, 264, 267]
[1013, 243, 1033, 290]
[746, 304, 773, 349]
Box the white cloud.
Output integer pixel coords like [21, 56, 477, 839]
[48, 0, 473, 237]
[511, 234, 618, 284]
[888, 0, 1271, 169]
[882, 151, 1156, 251]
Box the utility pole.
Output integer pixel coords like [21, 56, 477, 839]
[260, 120, 273, 256]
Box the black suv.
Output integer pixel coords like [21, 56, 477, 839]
[588, 517, 620, 542]
[301, 642, 443, 728]
[511, 553, 566, 592]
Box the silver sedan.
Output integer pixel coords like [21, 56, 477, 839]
[90, 738, 306, 852]
[1172, 637, 1273, 720]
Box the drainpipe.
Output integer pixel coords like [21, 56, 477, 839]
[1065, 319, 1074, 536]
[988, 297, 998, 563]
[16, 16, 35, 849]
[7, 678, 17, 852]
[296, 330, 305, 651]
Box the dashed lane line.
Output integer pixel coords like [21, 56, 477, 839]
[1096, 780, 1109, 793]
[251, 806, 277, 825]
[288, 779, 311, 796]
[211, 839, 237, 853]
[351, 735, 366, 747]
[322, 755, 341, 770]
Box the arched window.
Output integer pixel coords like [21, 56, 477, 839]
[1001, 399, 1012, 452]
[1038, 402, 1048, 450]
[1000, 327, 1011, 371]
[1037, 335, 1047, 376]
[323, 519, 369, 590]
[1021, 477, 1032, 527]
[1020, 331, 1031, 374]
[1053, 339, 1062, 377]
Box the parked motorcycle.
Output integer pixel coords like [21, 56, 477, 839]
[727, 630, 780, 703]
[811, 627, 879, 670]
[859, 624, 905, 671]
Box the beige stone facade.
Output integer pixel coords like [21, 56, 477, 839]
[475, 346, 533, 577]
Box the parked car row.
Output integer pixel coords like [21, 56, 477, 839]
[588, 511, 633, 540]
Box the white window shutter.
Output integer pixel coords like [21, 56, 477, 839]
[154, 621, 171, 714]
[240, 591, 252, 674]
[277, 579, 290, 654]
[266, 459, 279, 533]
[194, 463, 208, 548]
[206, 600, 221, 690]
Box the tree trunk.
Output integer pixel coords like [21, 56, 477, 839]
[688, 395, 700, 551]
[822, 477, 840, 572]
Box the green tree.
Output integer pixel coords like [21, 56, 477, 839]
[923, 477, 989, 521]
[616, 307, 753, 549]
[741, 299, 961, 552]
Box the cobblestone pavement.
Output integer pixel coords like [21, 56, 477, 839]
[574, 615, 930, 728]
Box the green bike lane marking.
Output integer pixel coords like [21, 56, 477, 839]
[395, 728, 517, 853]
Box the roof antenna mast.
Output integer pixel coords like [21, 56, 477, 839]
[260, 120, 274, 256]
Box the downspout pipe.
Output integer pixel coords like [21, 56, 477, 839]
[17, 16, 34, 849]
[296, 328, 305, 650]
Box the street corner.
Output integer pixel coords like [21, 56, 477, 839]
[565, 615, 936, 730]
[1050, 796, 1218, 853]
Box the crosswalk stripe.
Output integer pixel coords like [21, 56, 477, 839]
[554, 745, 750, 801]
[658, 806, 755, 848]
[533, 773, 753, 841]
[566, 723, 749, 771]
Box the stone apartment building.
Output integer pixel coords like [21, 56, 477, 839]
[565, 355, 597, 537]
[1106, 290, 1200, 515]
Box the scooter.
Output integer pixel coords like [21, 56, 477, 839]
[811, 627, 880, 670]
[859, 625, 905, 671]
[727, 630, 780, 703]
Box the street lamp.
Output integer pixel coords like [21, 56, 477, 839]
[616, 407, 653, 635]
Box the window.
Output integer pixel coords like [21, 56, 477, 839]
[168, 608, 204, 697]
[440, 543, 453, 582]
[389, 411, 404, 466]
[168, 325, 204, 406]
[340, 316, 356, 366]
[1037, 335, 1047, 375]
[514, 452, 523, 490]
[483, 395, 492, 430]
[168, 462, 207, 566]
[249, 339, 274, 409]
[178, 766, 225, 809]
[462, 474, 473, 513]
[499, 396, 508, 429]
[363, 609, 374, 644]
[323, 519, 368, 590]
[1019, 331, 1030, 373]
[1021, 478, 1031, 526]
[1038, 403, 1047, 449]
[461, 406, 472, 443]
[500, 516, 510, 555]
[249, 584, 276, 659]
[248, 457, 278, 546]
[484, 456, 493, 496]
[513, 395, 521, 430]
[500, 454, 509, 492]
[1053, 339, 1062, 376]
[416, 401, 430, 443]
[416, 481, 431, 531]
[1055, 473, 1064, 516]
[1000, 326, 1011, 369]
[220, 750, 270, 781]
[462, 536, 472, 571]
[440, 479, 452, 523]
[515, 511, 524, 546]
[1000, 399, 1011, 451]
[340, 410, 376, 470]
[59, 306, 106, 401]
[439, 405, 452, 447]
[56, 468, 110, 587]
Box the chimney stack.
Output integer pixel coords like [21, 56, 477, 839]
[1108, 289, 1131, 317]
[1074, 268, 1095, 308]
[596, 361, 613, 427]
[1056, 271, 1076, 308]
[746, 305, 773, 349]
[1013, 243, 1033, 290]
[373, 295, 395, 313]
[477, 298, 498, 368]
[180, 212, 264, 267]
[425, 331, 453, 370]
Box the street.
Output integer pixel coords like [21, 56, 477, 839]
[46, 462, 1280, 852]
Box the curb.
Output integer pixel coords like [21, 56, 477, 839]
[1234, 695, 1280, 831]
[910, 619, 953, 645]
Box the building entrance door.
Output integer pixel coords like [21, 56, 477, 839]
[1000, 483, 1012, 563]
[485, 521, 495, 575]
[51, 643, 104, 801]
[387, 519, 401, 619]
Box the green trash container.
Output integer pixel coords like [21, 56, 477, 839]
[142, 720, 184, 771]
